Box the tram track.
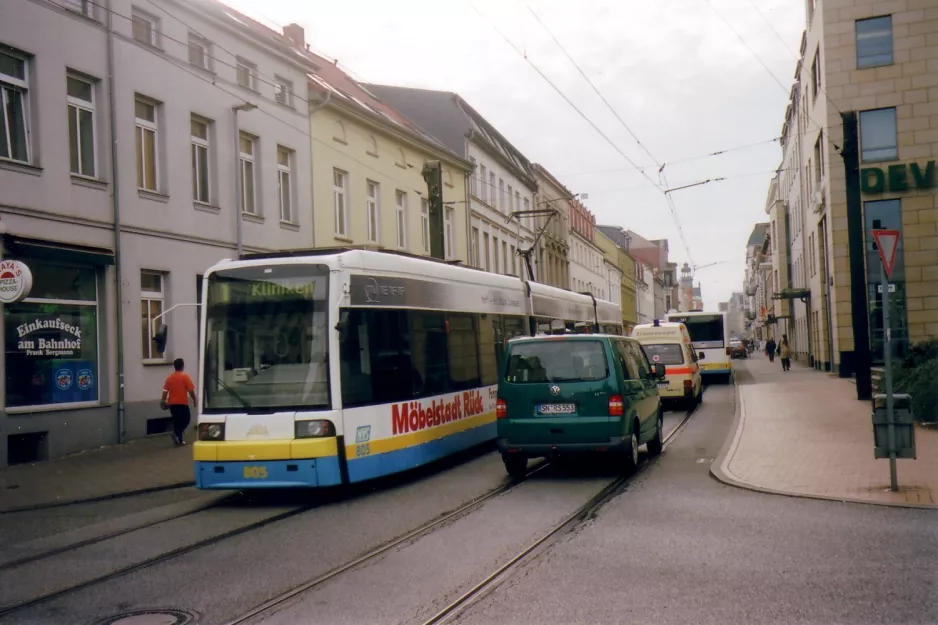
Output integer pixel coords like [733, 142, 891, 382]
[0, 452, 545, 620]
[223, 406, 698, 625]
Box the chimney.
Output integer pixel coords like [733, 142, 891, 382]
[283, 23, 305, 49]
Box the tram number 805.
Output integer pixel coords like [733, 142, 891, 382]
[243, 466, 268, 479]
[355, 443, 371, 457]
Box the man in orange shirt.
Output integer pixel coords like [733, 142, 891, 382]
[161, 358, 197, 446]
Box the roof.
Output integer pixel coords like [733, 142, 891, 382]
[596, 225, 630, 249]
[748, 223, 770, 247]
[363, 85, 537, 187]
[205, 2, 462, 162]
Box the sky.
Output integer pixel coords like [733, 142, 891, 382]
[223, 0, 806, 310]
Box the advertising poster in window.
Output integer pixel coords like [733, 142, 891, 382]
[4, 303, 99, 407]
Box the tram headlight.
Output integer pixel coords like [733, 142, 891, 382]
[198, 422, 225, 441]
[295, 420, 335, 438]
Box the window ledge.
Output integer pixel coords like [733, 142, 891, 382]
[71, 174, 109, 190]
[366, 151, 379, 158]
[332, 137, 348, 145]
[242, 212, 264, 224]
[279, 220, 300, 232]
[334, 235, 354, 244]
[138, 189, 169, 203]
[275, 100, 296, 112]
[0, 159, 42, 176]
[395, 162, 407, 169]
[143, 359, 172, 367]
[194, 201, 221, 214]
[5, 401, 102, 415]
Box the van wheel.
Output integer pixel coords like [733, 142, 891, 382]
[623, 430, 639, 473]
[503, 454, 527, 478]
[647, 411, 664, 456]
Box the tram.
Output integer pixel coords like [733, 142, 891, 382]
[184, 248, 622, 489]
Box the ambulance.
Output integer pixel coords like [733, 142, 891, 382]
[632, 319, 703, 409]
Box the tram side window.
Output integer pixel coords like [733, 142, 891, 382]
[447, 313, 481, 390]
[480, 315, 499, 386]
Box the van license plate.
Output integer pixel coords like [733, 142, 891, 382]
[538, 403, 576, 414]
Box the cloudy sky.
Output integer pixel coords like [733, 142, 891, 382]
[225, 0, 806, 310]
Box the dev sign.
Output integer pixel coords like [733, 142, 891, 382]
[0, 260, 33, 304]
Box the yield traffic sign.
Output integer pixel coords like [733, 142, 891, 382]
[872, 229, 900, 280]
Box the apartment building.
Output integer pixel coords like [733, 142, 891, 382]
[596, 225, 639, 331]
[568, 200, 607, 300]
[530, 164, 571, 288]
[0, 0, 314, 465]
[300, 47, 471, 261]
[744, 223, 771, 341]
[769, 0, 937, 375]
[364, 86, 537, 277]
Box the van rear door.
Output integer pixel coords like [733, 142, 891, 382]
[499, 339, 616, 444]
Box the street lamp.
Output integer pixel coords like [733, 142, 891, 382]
[232, 102, 258, 258]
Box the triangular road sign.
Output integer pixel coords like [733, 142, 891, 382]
[872, 229, 900, 280]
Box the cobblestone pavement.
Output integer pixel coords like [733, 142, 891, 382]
[715, 357, 938, 507]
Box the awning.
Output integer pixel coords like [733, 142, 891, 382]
[2, 235, 115, 266]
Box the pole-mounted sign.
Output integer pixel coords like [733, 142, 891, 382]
[872, 229, 900, 280]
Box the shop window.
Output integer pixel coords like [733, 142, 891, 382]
[141, 271, 165, 361]
[3, 261, 99, 409]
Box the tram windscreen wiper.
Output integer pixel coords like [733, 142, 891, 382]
[213, 374, 252, 409]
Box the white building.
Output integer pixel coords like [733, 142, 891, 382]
[0, 0, 315, 465]
[635, 261, 655, 324]
[604, 258, 622, 309]
[364, 86, 537, 277]
[567, 199, 607, 300]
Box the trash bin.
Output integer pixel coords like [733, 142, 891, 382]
[871, 393, 916, 460]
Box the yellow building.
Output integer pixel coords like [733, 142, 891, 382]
[595, 229, 638, 332]
[307, 63, 472, 261]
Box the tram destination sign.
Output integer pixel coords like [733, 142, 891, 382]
[349, 275, 522, 313]
[861, 160, 935, 194]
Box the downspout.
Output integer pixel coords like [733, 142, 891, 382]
[105, 0, 125, 443]
[307, 91, 332, 247]
[464, 129, 475, 268]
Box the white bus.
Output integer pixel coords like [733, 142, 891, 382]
[663, 311, 731, 383]
[182, 248, 622, 490]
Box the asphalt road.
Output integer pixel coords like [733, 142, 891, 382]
[3, 411, 687, 625]
[453, 377, 938, 625]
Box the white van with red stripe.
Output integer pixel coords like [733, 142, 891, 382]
[632, 320, 703, 410]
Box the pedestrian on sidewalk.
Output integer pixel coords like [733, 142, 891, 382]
[765, 337, 777, 363]
[160, 358, 197, 446]
[779, 335, 792, 371]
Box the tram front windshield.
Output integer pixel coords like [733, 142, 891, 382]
[203, 264, 330, 413]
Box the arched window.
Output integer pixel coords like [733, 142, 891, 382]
[368, 134, 378, 156]
[333, 120, 347, 143]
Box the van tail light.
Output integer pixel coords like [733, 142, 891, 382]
[496, 398, 507, 419]
[608, 394, 624, 417]
[726, 347, 732, 355]
[684, 379, 693, 390]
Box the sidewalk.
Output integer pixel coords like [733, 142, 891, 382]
[713, 356, 938, 508]
[0, 434, 194, 512]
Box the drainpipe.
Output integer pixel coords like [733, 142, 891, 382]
[307, 91, 331, 247]
[105, 0, 125, 443]
[464, 130, 475, 268]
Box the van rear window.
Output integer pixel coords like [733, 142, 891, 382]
[506, 340, 608, 383]
[642, 343, 685, 365]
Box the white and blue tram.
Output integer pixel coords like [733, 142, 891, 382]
[188, 248, 622, 489]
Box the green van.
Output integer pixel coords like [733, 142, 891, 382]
[495, 334, 667, 477]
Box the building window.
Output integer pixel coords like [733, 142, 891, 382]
[188, 33, 210, 70]
[483, 233, 491, 271]
[63, 0, 93, 17]
[274, 75, 293, 107]
[131, 8, 159, 47]
[277, 146, 293, 222]
[479, 164, 487, 202]
[333, 169, 348, 236]
[507, 184, 513, 213]
[420, 198, 430, 253]
[236, 57, 256, 90]
[134, 98, 158, 191]
[515, 191, 521, 217]
[366, 180, 379, 243]
[859, 107, 898, 163]
[67, 75, 96, 177]
[239, 133, 256, 214]
[493, 237, 499, 273]
[810, 49, 821, 101]
[471, 227, 480, 267]
[856, 16, 893, 69]
[499, 179, 505, 212]
[4, 260, 100, 409]
[814, 133, 824, 188]
[141, 271, 165, 361]
[0, 49, 29, 163]
[396, 191, 408, 249]
[470, 157, 477, 196]
[489, 172, 496, 206]
[191, 116, 210, 203]
[502, 241, 508, 274]
[510, 245, 516, 275]
[444, 206, 454, 259]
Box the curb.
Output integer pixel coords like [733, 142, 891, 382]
[0, 481, 195, 515]
[709, 367, 938, 512]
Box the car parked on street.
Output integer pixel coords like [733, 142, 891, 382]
[495, 334, 667, 477]
[729, 339, 748, 359]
